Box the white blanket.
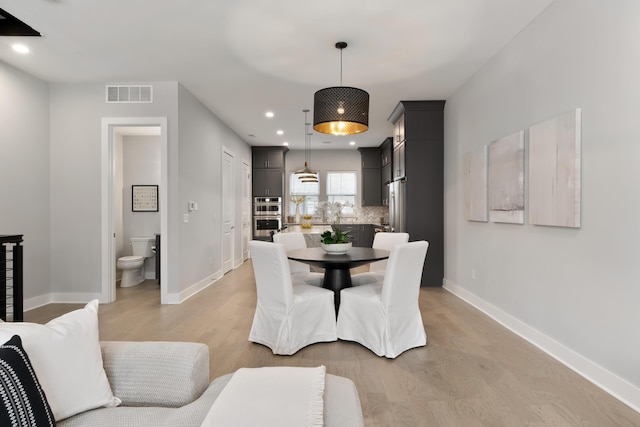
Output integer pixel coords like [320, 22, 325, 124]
[201, 365, 326, 427]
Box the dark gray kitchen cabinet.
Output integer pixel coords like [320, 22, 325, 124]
[336, 224, 376, 247]
[358, 147, 382, 206]
[252, 147, 288, 197]
[392, 141, 405, 181]
[339, 224, 362, 247]
[362, 224, 375, 248]
[380, 137, 393, 185]
[361, 169, 381, 207]
[380, 137, 393, 167]
[252, 169, 283, 197]
[388, 100, 445, 287]
[252, 148, 285, 169]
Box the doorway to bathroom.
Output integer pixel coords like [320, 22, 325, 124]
[101, 117, 168, 304]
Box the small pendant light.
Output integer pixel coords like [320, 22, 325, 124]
[295, 109, 318, 182]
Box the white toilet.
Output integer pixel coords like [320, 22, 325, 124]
[117, 237, 155, 287]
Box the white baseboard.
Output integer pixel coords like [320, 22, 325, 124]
[24, 294, 56, 312]
[443, 279, 640, 413]
[166, 269, 224, 304]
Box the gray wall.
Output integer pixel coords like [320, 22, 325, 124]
[48, 82, 180, 298]
[0, 61, 50, 305]
[444, 0, 640, 406]
[2, 70, 251, 304]
[176, 84, 251, 289]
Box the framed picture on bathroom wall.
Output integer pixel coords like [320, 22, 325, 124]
[132, 185, 158, 212]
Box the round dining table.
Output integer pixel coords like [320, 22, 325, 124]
[286, 247, 390, 313]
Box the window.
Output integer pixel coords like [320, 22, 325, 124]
[326, 171, 357, 215]
[289, 173, 320, 216]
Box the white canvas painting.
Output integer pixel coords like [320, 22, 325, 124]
[488, 131, 525, 224]
[529, 109, 581, 228]
[464, 146, 488, 222]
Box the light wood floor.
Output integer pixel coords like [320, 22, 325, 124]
[26, 261, 640, 426]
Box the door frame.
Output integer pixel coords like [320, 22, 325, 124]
[241, 160, 251, 262]
[101, 117, 168, 304]
[222, 146, 235, 273]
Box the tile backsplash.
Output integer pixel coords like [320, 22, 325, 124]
[286, 205, 388, 225]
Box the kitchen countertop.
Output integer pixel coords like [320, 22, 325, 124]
[283, 223, 388, 234]
[282, 225, 332, 234]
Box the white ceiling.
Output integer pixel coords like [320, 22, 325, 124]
[0, 0, 554, 150]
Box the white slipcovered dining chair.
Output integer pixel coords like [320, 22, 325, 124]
[350, 232, 409, 287]
[273, 232, 324, 287]
[337, 240, 429, 359]
[248, 240, 337, 355]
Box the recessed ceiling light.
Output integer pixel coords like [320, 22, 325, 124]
[265, 111, 274, 118]
[12, 44, 29, 54]
[276, 130, 284, 135]
[349, 141, 356, 146]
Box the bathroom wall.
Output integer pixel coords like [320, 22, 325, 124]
[122, 135, 161, 278]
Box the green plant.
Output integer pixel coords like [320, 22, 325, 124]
[321, 227, 351, 244]
[317, 200, 354, 244]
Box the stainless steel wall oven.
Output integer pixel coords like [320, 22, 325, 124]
[253, 217, 282, 238]
[253, 197, 282, 238]
[253, 197, 282, 216]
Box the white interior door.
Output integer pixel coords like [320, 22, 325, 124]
[242, 161, 251, 261]
[222, 149, 235, 273]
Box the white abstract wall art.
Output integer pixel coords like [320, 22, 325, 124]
[528, 108, 582, 228]
[463, 145, 488, 222]
[488, 130, 525, 224]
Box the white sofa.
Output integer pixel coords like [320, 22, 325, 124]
[57, 341, 365, 426]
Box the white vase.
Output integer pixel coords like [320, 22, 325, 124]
[320, 242, 352, 255]
[295, 205, 300, 223]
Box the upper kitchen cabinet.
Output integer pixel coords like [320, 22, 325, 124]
[358, 147, 382, 206]
[381, 137, 393, 183]
[392, 141, 406, 181]
[388, 100, 445, 287]
[393, 112, 405, 146]
[252, 147, 286, 169]
[252, 147, 288, 197]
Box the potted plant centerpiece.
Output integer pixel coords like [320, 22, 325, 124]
[318, 201, 353, 254]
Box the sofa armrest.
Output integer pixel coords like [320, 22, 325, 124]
[100, 341, 210, 407]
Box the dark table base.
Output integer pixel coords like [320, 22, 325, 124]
[322, 268, 353, 314]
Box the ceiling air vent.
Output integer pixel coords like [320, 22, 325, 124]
[106, 85, 153, 103]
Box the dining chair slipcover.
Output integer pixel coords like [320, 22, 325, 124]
[336, 240, 429, 358]
[350, 232, 409, 287]
[248, 240, 337, 355]
[273, 232, 324, 287]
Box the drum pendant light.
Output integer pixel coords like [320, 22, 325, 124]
[295, 109, 318, 182]
[313, 42, 369, 136]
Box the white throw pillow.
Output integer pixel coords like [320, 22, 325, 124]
[0, 300, 121, 421]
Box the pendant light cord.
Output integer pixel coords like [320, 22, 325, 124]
[339, 47, 343, 86]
